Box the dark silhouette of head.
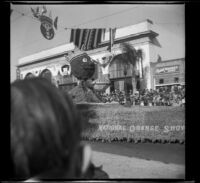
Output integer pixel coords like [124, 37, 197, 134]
[11, 78, 91, 180]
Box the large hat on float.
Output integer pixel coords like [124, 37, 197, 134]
[69, 49, 95, 80]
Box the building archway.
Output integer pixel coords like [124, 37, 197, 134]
[39, 69, 52, 82]
[24, 72, 35, 79]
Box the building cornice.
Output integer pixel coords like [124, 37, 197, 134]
[18, 43, 75, 67]
[18, 54, 66, 68]
[99, 30, 158, 47]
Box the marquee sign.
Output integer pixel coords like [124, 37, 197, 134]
[156, 65, 179, 74]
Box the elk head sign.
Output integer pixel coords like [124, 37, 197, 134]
[31, 6, 58, 40]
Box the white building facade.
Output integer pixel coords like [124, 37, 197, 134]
[17, 19, 163, 93]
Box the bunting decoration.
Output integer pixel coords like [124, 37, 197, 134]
[31, 5, 58, 40]
[70, 28, 105, 51]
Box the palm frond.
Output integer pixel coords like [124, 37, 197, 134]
[109, 42, 142, 69]
[109, 54, 122, 66]
[120, 42, 138, 67]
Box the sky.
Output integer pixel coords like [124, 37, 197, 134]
[10, 4, 185, 82]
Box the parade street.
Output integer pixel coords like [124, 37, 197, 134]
[88, 141, 185, 178]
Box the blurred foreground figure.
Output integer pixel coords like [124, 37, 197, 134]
[11, 78, 108, 180]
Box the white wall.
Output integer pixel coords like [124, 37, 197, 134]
[101, 20, 152, 42]
[18, 43, 75, 65]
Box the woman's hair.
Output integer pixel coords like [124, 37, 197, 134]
[11, 78, 82, 179]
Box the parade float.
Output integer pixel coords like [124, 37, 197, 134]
[67, 49, 184, 144]
[67, 49, 102, 103]
[79, 104, 185, 144]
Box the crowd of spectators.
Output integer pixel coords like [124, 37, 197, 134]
[96, 85, 185, 107]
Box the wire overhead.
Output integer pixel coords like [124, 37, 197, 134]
[11, 6, 142, 29]
[70, 6, 141, 28]
[11, 6, 184, 50]
[11, 6, 184, 29]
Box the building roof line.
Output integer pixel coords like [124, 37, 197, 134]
[18, 42, 75, 66]
[99, 30, 158, 46]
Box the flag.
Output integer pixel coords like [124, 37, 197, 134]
[110, 28, 116, 47]
[86, 29, 96, 50]
[108, 28, 116, 52]
[102, 29, 106, 41]
[70, 28, 105, 51]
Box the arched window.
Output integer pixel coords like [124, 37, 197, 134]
[39, 69, 52, 82]
[24, 72, 35, 79]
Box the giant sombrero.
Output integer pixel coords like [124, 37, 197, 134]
[69, 50, 95, 80]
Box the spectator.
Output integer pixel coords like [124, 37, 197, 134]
[11, 78, 108, 180]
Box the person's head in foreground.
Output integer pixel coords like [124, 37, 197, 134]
[11, 78, 93, 180]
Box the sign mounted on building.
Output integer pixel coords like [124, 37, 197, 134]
[155, 65, 179, 74]
[60, 64, 71, 76]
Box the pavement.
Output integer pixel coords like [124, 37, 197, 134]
[86, 141, 185, 179]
